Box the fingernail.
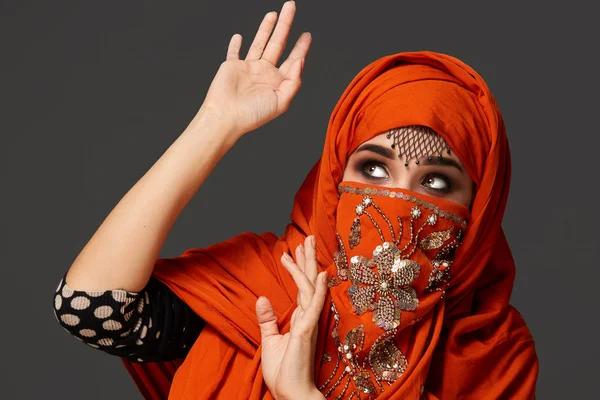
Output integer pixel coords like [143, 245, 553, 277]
[298, 244, 304, 254]
[282, 252, 292, 261]
[321, 271, 328, 282]
[310, 235, 316, 247]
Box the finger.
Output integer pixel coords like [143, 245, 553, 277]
[278, 32, 312, 76]
[245, 11, 278, 61]
[294, 244, 305, 307]
[275, 57, 303, 112]
[281, 253, 314, 309]
[226, 33, 242, 61]
[261, 1, 296, 65]
[294, 243, 306, 273]
[306, 271, 328, 326]
[289, 304, 301, 327]
[296, 291, 302, 310]
[304, 235, 319, 284]
[255, 296, 279, 339]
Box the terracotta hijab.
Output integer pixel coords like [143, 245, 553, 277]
[123, 51, 538, 399]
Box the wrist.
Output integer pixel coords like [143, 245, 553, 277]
[187, 105, 244, 149]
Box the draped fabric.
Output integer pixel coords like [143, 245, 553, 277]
[122, 51, 538, 399]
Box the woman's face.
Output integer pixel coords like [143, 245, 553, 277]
[342, 132, 475, 208]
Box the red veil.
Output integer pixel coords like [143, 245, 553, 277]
[123, 51, 538, 399]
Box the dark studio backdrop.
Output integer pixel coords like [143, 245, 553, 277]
[2, 0, 598, 398]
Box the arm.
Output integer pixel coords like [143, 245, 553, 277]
[64, 0, 310, 293]
[54, 271, 205, 362]
[65, 110, 238, 292]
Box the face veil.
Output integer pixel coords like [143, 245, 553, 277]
[316, 180, 470, 396]
[122, 51, 538, 400]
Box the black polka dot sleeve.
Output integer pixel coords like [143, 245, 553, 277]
[52, 272, 206, 363]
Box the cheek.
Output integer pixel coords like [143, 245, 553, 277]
[342, 166, 356, 181]
[342, 165, 371, 184]
[451, 185, 473, 208]
[464, 183, 476, 209]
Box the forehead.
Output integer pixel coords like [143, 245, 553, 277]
[353, 131, 466, 167]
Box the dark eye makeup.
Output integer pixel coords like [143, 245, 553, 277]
[360, 160, 389, 180]
[356, 159, 455, 195]
[420, 173, 452, 194]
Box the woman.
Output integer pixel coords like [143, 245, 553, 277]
[53, 1, 538, 398]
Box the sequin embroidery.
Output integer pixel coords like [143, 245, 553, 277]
[337, 184, 468, 228]
[337, 184, 468, 307]
[348, 242, 420, 331]
[319, 300, 410, 398]
[424, 230, 463, 296]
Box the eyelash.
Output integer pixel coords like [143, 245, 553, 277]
[360, 161, 389, 180]
[358, 161, 453, 194]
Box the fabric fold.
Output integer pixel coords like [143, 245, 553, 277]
[122, 50, 538, 399]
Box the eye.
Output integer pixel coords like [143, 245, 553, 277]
[421, 173, 451, 193]
[360, 161, 389, 180]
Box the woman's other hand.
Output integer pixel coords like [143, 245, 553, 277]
[255, 235, 327, 400]
[199, 1, 311, 138]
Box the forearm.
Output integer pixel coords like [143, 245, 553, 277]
[66, 108, 240, 292]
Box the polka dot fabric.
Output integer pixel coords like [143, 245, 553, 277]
[53, 272, 206, 363]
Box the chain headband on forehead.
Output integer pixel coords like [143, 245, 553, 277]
[385, 126, 452, 167]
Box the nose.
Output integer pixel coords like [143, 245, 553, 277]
[389, 167, 414, 191]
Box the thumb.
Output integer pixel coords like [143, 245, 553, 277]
[256, 296, 280, 340]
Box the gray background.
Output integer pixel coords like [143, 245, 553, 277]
[2, 0, 598, 398]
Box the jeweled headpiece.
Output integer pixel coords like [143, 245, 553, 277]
[386, 125, 451, 167]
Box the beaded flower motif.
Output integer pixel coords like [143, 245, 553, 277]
[347, 242, 420, 330]
[334, 191, 463, 330]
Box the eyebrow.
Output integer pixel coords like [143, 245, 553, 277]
[424, 155, 464, 173]
[354, 144, 396, 160]
[354, 143, 464, 173]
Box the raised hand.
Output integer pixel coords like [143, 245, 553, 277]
[255, 235, 327, 400]
[199, 1, 311, 137]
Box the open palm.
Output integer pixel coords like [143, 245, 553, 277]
[201, 1, 312, 134]
[256, 235, 327, 400]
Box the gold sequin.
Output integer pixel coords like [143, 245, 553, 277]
[327, 276, 342, 287]
[334, 233, 350, 281]
[346, 241, 420, 331]
[369, 334, 408, 382]
[425, 232, 463, 296]
[337, 187, 468, 325]
[337, 184, 468, 228]
[349, 218, 362, 249]
[419, 227, 454, 250]
[319, 299, 410, 398]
